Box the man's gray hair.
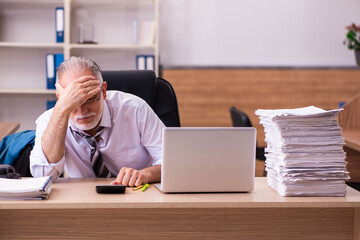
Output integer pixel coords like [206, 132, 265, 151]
[56, 56, 103, 84]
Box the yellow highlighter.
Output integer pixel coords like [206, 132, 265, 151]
[141, 184, 149, 192]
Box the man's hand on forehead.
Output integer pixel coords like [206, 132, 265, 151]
[56, 76, 100, 92]
[55, 75, 102, 113]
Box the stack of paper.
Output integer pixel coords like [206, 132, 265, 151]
[255, 106, 349, 196]
[0, 176, 52, 199]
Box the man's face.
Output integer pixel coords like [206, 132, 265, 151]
[60, 70, 106, 132]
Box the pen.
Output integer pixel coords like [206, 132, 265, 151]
[132, 185, 144, 191]
[141, 184, 149, 192]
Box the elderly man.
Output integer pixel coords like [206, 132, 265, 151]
[30, 56, 164, 187]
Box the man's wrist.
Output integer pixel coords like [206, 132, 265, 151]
[54, 100, 72, 118]
[141, 165, 161, 183]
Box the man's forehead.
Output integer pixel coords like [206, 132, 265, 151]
[60, 70, 97, 87]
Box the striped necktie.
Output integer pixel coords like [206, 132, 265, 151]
[75, 127, 110, 177]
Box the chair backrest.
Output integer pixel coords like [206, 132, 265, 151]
[229, 106, 253, 127]
[229, 106, 266, 162]
[102, 70, 181, 127]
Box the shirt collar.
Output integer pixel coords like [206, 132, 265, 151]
[99, 99, 112, 128]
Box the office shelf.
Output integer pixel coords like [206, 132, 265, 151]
[0, 0, 159, 130]
[0, 42, 64, 49]
[70, 43, 155, 50]
[0, 89, 56, 94]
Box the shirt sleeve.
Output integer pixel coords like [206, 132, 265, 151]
[29, 109, 65, 180]
[137, 102, 165, 166]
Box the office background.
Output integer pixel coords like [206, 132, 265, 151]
[158, 0, 360, 147]
[159, 0, 360, 67]
[1, 2, 360, 238]
[0, 0, 360, 147]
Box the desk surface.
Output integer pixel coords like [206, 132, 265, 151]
[2, 177, 360, 209]
[343, 129, 360, 152]
[0, 122, 19, 141]
[1, 177, 360, 240]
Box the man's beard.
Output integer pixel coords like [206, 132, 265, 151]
[70, 102, 103, 131]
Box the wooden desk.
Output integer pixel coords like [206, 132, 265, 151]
[1, 177, 360, 240]
[0, 122, 19, 141]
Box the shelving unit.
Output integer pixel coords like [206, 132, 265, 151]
[0, 89, 56, 94]
[0, 0, 159, 131]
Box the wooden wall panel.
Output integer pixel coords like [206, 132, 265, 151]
[163, 69, 360, 146]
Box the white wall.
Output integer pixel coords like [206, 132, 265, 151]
[159, 0, 360, 67]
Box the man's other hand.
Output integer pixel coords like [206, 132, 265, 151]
[111, 167, 147, 187]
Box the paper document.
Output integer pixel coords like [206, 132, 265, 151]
[255, 106, 349, 197]
[0, 176, 52, 199]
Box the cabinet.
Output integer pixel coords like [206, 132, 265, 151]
[0, 0, 159, 131]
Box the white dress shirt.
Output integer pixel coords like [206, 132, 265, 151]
[30, 91, 165, 180]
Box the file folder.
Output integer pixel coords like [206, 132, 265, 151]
[55, 53, 64, 73]
[136, 55, 146, 70]
[145, 55, 155, 71]
[132, 20, 140, 44]
[46, 54, 55, 89]
[46, 53, 64, 89]
[46, 100, 57, 110]
[56, 7, 64, 43]
[0, 176, 52, 199]
[139, 21, 155, 45]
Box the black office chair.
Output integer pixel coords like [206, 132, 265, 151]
[102, 70, 181, 127]
[230, 106, 266, 176]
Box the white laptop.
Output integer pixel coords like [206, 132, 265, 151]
[155, 127, 256, 193]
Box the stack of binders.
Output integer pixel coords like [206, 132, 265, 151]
[255, 106, 349, 197]
[136, 55, 155, 71]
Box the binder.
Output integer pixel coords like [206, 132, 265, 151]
[46, 100, 57, 110]
[132, 20, 140, 44]
[0, 176, 52, 199]
[139, 21, 155, 45]
[145, 55, 155, 71]
[46, 53, 64, 89]
[55, 53, 64, 74]
[46, 54, 55, 89]
[56, 7, 64, 43]
[136, 55, 146, 70]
